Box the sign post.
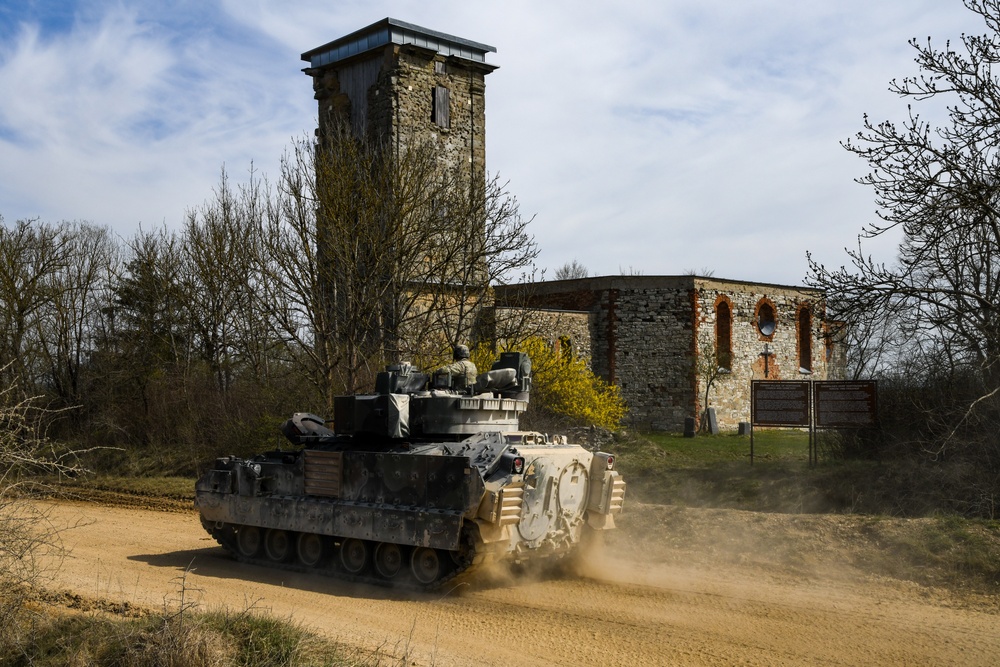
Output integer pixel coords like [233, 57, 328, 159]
[748, 380, 878, 466]
[750, 381, 811, 465]
[813, 380, 878, 464]
[813, 381, 878, 428]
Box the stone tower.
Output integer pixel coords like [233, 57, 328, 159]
[301, 18, 497, 183]
[300, 20, 499, 383]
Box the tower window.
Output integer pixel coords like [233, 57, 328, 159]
[432, 86, 450, 128]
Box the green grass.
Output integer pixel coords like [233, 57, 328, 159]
[612, 428, 1000, 518]
[613, 430, 817, 510]
[845, 514, 1000, 589]
[611, 429, 1000, 593]
[641, 429, 811, 466]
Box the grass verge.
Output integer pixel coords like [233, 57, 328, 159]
[2, 594, 400, 667]
[615, 429, 1000, 518]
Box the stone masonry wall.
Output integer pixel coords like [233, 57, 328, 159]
[389, 47, 489, 184]
[491, 307, 592, 360]
[496, 277, 698, 431]
[495, 277, 843, 432]
[309, 44, 490, 185]
[692, 278, 833, 430]
[589, 280, 696, 431]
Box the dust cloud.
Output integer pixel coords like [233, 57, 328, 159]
[31, 500, 1000, 666]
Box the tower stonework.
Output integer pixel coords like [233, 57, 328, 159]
[301, 18, 497, 181]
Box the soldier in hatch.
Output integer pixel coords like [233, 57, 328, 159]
[435, 345, 477, 388]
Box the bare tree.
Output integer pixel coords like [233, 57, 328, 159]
[809, 0, 1000, 379]
[182, 167, 263, 393]
[35, 223, 117, 407]
[807, 0, 1000, 461]
[410, 170, 538, 360]
[249, 127, 537, 404]
[553, 259, 589, 280]
[695, 339, 729, 432]
[0, 219, 72, 392]
[0, 371, 85, 642]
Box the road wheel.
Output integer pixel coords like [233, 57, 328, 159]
[340, 538, 369, 574]
[297, 533, 325, 568]
[411, 547, 441, 585]
[374, 542, 404, 579]
[235, 525, 261, 558]
[264, 529, 293, 562]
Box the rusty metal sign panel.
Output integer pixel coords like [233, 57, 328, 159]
[751, 381, 811, 427]
[814, 381, 877, 428]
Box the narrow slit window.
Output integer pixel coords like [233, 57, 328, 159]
[798, 307, 812, 372]
[716, 301, 732, 370]
[558, 335, 573, 361]
[432, 86, 450, 128]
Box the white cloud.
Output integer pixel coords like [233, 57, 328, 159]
[0, 2, 308, 231]
[0, 0, 988, 285]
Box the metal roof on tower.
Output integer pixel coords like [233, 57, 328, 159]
[301, 18, 497, 69]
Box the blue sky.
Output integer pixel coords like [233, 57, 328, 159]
[0, 0, 983, 285]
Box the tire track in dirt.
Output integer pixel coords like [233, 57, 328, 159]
[35, 500, 1000, 666]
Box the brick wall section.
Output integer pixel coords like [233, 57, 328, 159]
[496, 276, 845, 432]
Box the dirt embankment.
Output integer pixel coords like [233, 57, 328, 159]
[28, 497, 1000, 666]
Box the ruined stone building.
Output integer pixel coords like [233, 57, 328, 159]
[495, 276, 846, 432]
[300, 19, 845, 428]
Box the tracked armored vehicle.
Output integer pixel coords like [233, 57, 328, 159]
[195, 352, 625, 589]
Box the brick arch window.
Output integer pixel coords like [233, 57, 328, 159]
[715, 297, 732, 370]
[557, 335, 573, 361]
[755, 298, 777, 340]
[798, 305, 812, 373]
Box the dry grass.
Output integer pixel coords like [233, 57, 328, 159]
[1, 590, 394, 667]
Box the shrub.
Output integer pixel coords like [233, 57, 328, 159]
[0, 375, 85, 647]
[473, 338, 627, 430]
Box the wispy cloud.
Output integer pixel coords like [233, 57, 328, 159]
[0, 0, 986, 285]
[0, 2, 307, 229]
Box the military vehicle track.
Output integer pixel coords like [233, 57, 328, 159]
[203, 520, 490, 592]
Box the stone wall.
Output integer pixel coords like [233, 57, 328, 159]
[491, 307, 592, 360]
[496, 276, 844, 432]
[691, 278, 836, 431]
[390, 47, 489, 183]
[308, 44, 490, 185]
[591, 280, 696, 432]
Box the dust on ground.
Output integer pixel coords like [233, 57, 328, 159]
[25, 497, 1000, 666]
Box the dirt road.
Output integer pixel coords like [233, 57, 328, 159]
[37, 500, 1000, 666]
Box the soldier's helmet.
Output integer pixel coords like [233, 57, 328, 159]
[454, 345, 470, 360]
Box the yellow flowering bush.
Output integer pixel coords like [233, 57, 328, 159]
[472, 338, 627, 430]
